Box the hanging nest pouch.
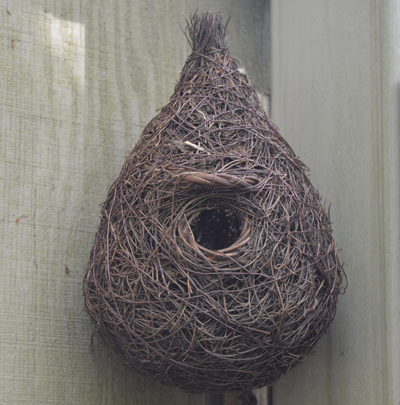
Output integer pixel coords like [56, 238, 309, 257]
[83, 12, 346, 393]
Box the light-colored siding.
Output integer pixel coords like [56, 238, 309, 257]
[271, 1, 400, 403]
[0, 1, 270, 403]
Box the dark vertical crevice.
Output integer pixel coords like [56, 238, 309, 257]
[267, 386, 273, 405]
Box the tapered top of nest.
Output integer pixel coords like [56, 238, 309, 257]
[184, 12, 229, 53]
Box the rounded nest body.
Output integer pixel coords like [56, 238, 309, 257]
[84, 12, 345, 393]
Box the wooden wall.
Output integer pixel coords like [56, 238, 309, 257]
[271, 1, 400, 403]
[0, 1, 270, 403]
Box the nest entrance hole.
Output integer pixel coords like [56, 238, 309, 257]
[190, 207, 242, 251]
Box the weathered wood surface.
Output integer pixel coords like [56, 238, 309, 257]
[0, 1, 270, 403]
[271, 1, 400, 403]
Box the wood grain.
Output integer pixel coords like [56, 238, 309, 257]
[0, 0, 270, 403]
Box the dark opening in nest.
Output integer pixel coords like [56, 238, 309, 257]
[83, 11, 346, 394]
[190, 206, 242, 250]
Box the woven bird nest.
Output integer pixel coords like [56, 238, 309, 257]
[84, 12, 345, 393]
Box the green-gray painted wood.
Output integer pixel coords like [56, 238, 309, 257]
[271, 1, 400, 403]
[0, 1, 270, 403]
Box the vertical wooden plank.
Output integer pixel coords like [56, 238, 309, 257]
[271, 0, 400, 403]
[0, 0, 270, 403]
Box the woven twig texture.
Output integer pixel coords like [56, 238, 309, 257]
[84, 12, 345, 393]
